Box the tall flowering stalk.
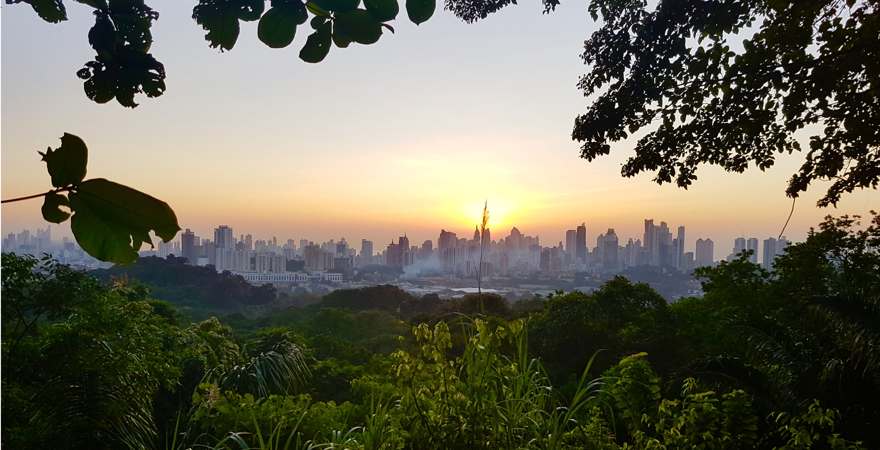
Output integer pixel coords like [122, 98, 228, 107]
[478, 201, 489, 313]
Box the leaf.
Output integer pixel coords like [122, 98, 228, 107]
[41, 133, 88, 188]
[88, 13, 116, 57]
[209, 17, 241, 51]
[258, 6, 301, 48]
[332, 30, 352, 48]
[69, 178, 180, 264]
[193, 1, 244, 51]
[42, 192, 71, 224]
[405, 0, 433, 25]
[306, 1, 331, 16]
[300, 21, 332, 62]
[364, 0, 398, 22]
[333, 9, 382, 45]
[27, 0, 67, 23]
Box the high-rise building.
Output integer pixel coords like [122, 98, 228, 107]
[695, 238, 714, 267]
[360, 239, 373, 258]
[682, 252, 695, 272]
[732, 237, 747, 260]
[657, 222, 673, 267]
[644, 219, 656, 265]
[747, 238, 759, 264]
[676, 226, 685, 270]
[623, 238, 640, 267]
[601, 228, 619, 271]
[214, 225, 234, 250]
[386, 241, 402, 267]
[336, 238, 349, 257]
[181, 228, 197, 264]
[255, 252, 285, 273]
[576, 223, 587, 263]
[305, 243, 331, 271]
[762, 237, 777, 269]
[565, 229, 577, 255]
[777, 236, 790, 257]
[418, 240, 433, 260]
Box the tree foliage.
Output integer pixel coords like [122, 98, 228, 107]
[8, 0, 437, 107]
[92, 255, 278, 314]
[3, 216, 877, 449]
[443, 0, 880, 206]
[570, 0, 880, 206]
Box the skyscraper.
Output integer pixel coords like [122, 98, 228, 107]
[644, 219, 656, 266]
[733, 237, 746, 259]
[565, 229, 577, 256]
[181, 228, 197, 263]
[747, 238, 759, 264]
[777, 236, 790, 257]
[676, 226, 685, 270]
[695, 238, 714, 267]
[657, 222, 672, 267]
[214, 225, 234, 250]
[360, 239, 373, 258]
[601, 228, 619, 271]
[762, 237, 777, 269]
[576, 223, 587, 263]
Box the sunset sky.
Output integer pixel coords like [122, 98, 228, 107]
[2, 1, 878, 254]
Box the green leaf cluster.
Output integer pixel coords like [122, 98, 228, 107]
[37, 133, 181, 264]
[13, 0, 436, 106]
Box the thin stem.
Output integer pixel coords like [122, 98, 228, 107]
[2, 187, 69, 204]
[778, 198, 796, 240]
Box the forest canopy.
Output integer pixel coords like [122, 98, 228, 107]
[3, 212, 879, 448]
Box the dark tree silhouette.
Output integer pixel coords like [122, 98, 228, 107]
[7, 0, 436, 107]
[446, 0, 879, 206]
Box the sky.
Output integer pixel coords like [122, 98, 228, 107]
[2, 1, 878, 254]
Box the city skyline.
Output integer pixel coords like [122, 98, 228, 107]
[3, 216, 791, 266]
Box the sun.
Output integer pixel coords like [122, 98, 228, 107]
[460, 199, 515, 234]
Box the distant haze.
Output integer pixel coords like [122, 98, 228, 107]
[2, 1, 877, 252]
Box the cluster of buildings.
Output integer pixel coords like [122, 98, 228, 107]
[726, 236, 791, 269]
[167, 219, 792, 284]
[1, 220, 793, 287]
[1, 227, 110, 269]
[176, 226, 345, 284]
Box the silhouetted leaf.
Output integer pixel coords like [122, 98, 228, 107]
[332, 30, 351, 48]
[69, 178, 180, 264]
[88, 13, 116, 57]
[193, 0, 254, 51]
[306, 1, 331, 16]
[258, 6, 301, 48]
[41, 193, 71, 224]
[364, 0, 398, 22]
[300, 21, 331, 62]
[40, 133, 88, 188]
[78, 49, 166, 107]
[405, 0, 433, 25]
[26, 0, 67, 23]
[333, 9, 381, 45]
